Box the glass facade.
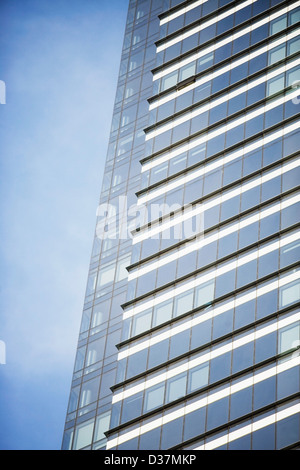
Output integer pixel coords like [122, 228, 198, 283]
[62, 0, 300, 451]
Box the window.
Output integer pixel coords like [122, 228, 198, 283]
[279, 322, 300, 354]
[268, 44, 285, 65]
[166, 372, 187, 402]
[174, 290, 193, 317]
[179, 62, 196, 82]
[279, 280, 300, 308]
[270, 15, 287, 35]
[86, 272, 97, 296]
[267, 74, 285, 96]
[188, 364, 209, 393]
[144, 383, 165, 412]
[121, 393, 143, 423]
[161, 70, 178, 91]
[195, 280, 214, 308]
[94, 412, 110, 443]
[153, 299, 173, 326]
[196, 53, 214, 73]
[288, 37, 300, 56]
[68, 386, 80, 413]
[280, 240, 300, 268]
[287, 66, 300, 88]
[74, 346, 85, 372]
[79, 377, 100, 408]
[116, 256, 130, 282]
[73, 419, 94, 450]
[86, 337, 105, 366]
[132, 309, 152, 336]
[91, 301, 109, 328]
[97, 262, 115, 288]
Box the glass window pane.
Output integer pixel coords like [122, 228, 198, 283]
[97, 263, 115, 287]
[148, 339, 169, 368]
[280, 240, 300, 268]
[269, 44, 285, 65]
[166, 373, 187, 402]
[270, 15, 287, 35]
[86, 337, 105, 366]
[279, 281, 300, 308]
[287, 66, 300, 88]
[188, 364, 209, 393]
[153, 300, 173, 326]
[276, 413, 300, 449]
[279, 322, 300, 353]
[174, 290, 193, 316]
[161, 417, 184, 448]
[206, 396, 229, 431]
[183, 407, 206, 441]
[252, 423, 275, 450]
[132, 309, 152, 336]
[121, 392, 143, 423]
[288, 37, 300, 56]
[289, 7, 300, 25]
[179, 62, 196, 82]
[267, 74, 285, 96]
[79, 377, 100, 407]
[161, 70, 178, 91]
[144, 383, 165, 412]
[197, 53, 214, 73]
[74, 419, 94, 450]
[195, 281, 214, 308]
[232, 341, 254, 373]
[94, 411, 110, 442]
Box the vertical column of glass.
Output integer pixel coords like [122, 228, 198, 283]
[61, 0, 164, 451]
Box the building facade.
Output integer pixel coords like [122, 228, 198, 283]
[62, 0, 300, 451]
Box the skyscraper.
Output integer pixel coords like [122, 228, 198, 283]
[62, 0, 300, 451]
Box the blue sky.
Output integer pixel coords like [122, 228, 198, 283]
[0, 0, 128, 450]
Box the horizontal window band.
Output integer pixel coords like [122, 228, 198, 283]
[113, 300, 300, 393]
[158, 0, 211, 26]
[154, 0, 290, 76]
[129, 195, 300, 282]
[107, 350, 299, 438]
[133, 155, 300, 246]
[124, 232, 300, 322]
[141, 86, 300, 177]
[146, 65, 300, 145]
[176, 394, 300, 450]
[149, 24, 300, 112]
[194, 400, 300, 450]
[112, 311, 300, 405]
[143, 83, 300, 174]
[119, 253, 300, 349]
[129, 184, 300, 276]
[116, 276, 300, 385]
[134, 147, 300, 244]
[154, 2, 299, 80]
[123, 234, 300, 326]
[137, 115, 299, 212]
[145, 54, 300, 136]
[122, 233, 300, 325]
[106, 357, 300, 449]
[139, 113, 300, 207]
[143, 84, 300, 176]
[156, 0, 259, 53]
[122, 215, 300, 313]
[149, 19, 299, 107]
